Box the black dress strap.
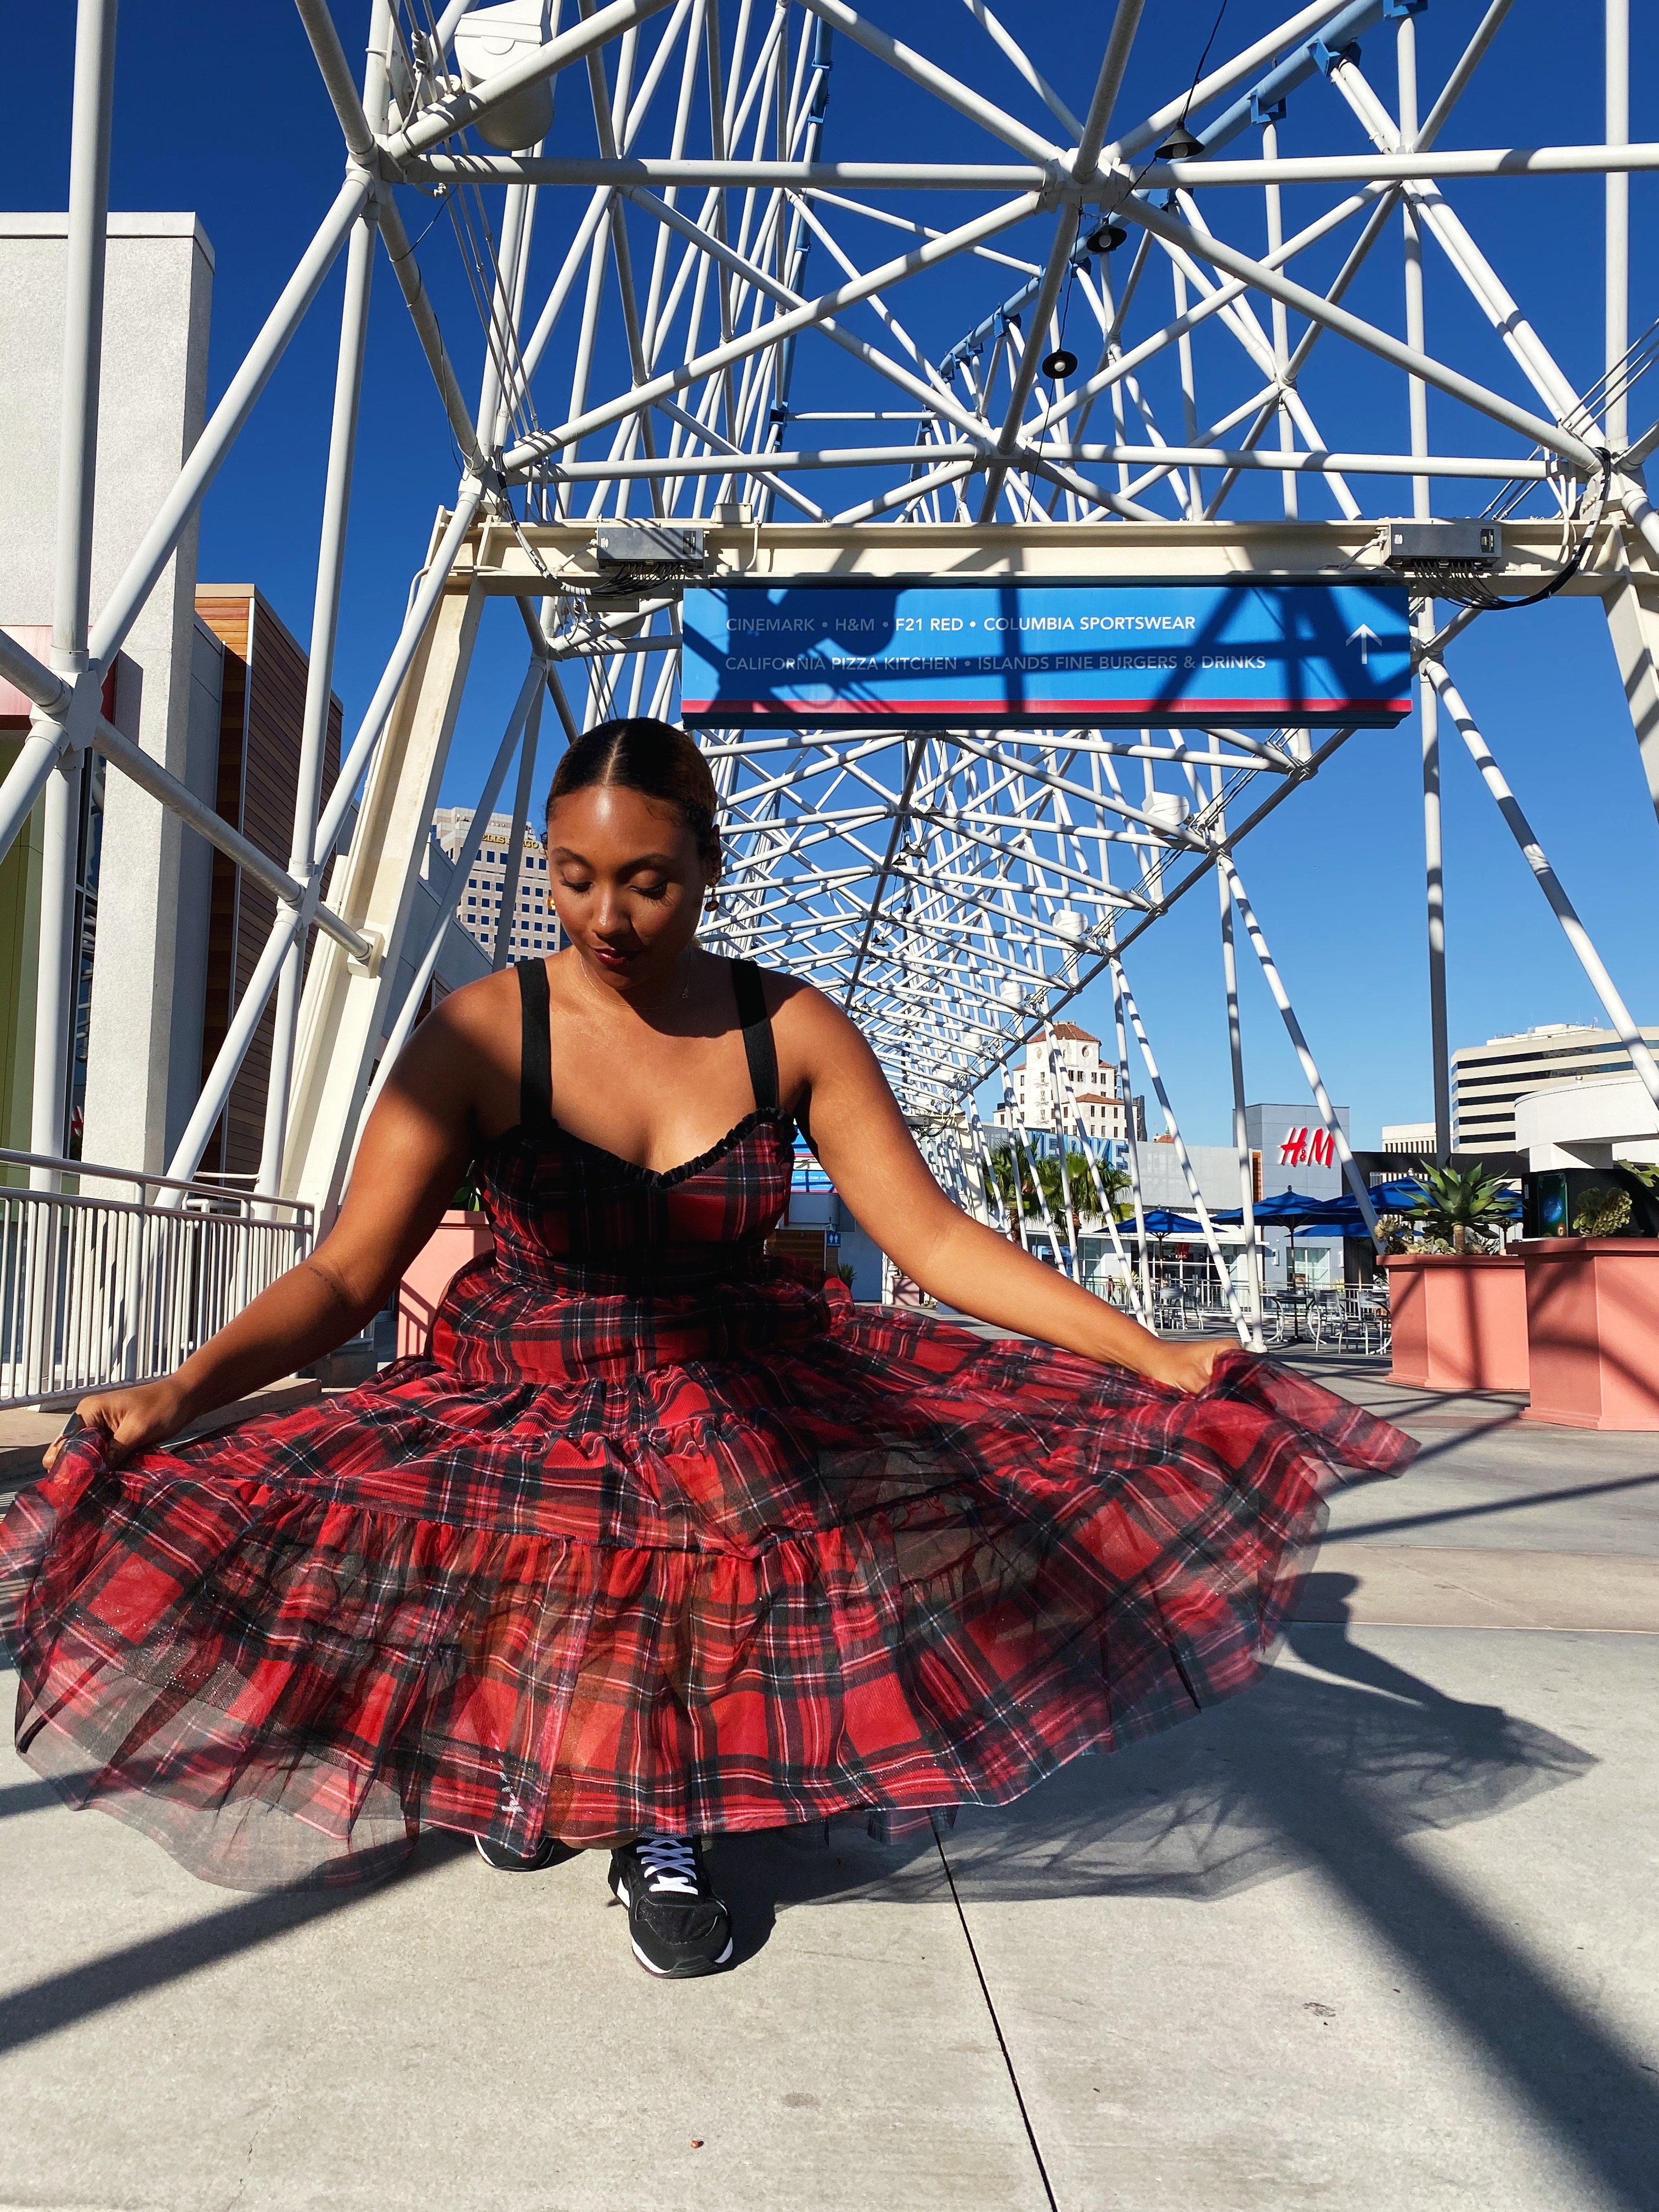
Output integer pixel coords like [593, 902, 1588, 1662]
[516, 958, 554, 1129]
[730, 958, 778, 1113]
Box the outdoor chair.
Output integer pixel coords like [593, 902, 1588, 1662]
[1339, 1295, 1391, 1357]
[1257, 1295, 1289, 1347]
[1307, 1292, 1347, 1347]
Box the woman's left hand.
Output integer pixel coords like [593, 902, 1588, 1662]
[1142, 1336, 1239, 1394]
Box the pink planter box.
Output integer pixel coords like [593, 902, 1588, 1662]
[1520, 1237, 1659, 1431]
[397, 1210, 495, 1357]
[1385, 1252, 1530, 1393]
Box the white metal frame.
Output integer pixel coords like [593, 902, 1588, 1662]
[2, 0, 1654, 1305]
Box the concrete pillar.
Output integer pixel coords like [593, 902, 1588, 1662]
[1604, 566, 1659, 836]
[283, 583, 484, 1223]
[0, 213, 214, 1171]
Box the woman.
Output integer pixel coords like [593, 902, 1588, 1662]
[1, 718, 1411, 1980]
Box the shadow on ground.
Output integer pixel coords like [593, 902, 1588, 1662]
[714, 1615, 1592, 1920]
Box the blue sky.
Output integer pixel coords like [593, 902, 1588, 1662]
[5, 1, 1656, 1144]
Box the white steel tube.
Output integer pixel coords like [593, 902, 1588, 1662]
[1124, 196, 1601, 477]
[166, 904, 310, 1188]
[537, 442, 1553, 482]
[259, 202, 379, 1199]
[1110, 958, 1248, 1338]
[313, 482, 486, 869]
[365, 661, 544, 1115]
[490, 688, 544, 970]
[1607, 0, 1629, 452]
[51, 0, 117, 667]
[88, 176, 368, 679]
[1415, 0, 1517, 155]
[1216, 840, 1263, 1350]
[411, 154, 1049, 188]
[0, 735, 68, 873]
[1397, 13, 1429, 523]
[1122, 194, 1601, 473]
[1424, 658, 1659, 1113]
[979, 5, 1143, 521]
[387, 0, 680, 157]
[1217, 852, 1383, 1250]
[0, 631, 70, 718]
[1418, 606, 1452, 1162]
[795, 0, 1058, 165]
[29, 759, 81, 1180]
[1110, 0, 1362, 163]
[504, 189, 1043, 470]
[1142, 139, 1659, 187]
[31, 0, 116, 1181]
[84, 714, 369, 956]
[1331, 58, 1587, 433]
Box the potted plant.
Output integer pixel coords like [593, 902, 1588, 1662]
[1384, 1163, 1528, 1393]
[1520, 1158, 1659, 1430]
[396, 1167, 495, 1359]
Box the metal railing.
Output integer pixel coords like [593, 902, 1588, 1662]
[0, 1151, 312, 1408]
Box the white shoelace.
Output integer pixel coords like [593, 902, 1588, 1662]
[636, 1832, 702, 1898]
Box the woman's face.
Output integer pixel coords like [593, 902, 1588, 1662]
[545, 782, 714, 998]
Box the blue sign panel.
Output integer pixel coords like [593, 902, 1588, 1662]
[681, 580, 1412, 728]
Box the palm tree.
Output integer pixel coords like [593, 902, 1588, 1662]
[982, 1146, 1128, 1232]
[1406, 1161, 1516, 1254]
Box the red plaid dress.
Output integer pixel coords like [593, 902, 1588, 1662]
[1, 959, 1412, 1889]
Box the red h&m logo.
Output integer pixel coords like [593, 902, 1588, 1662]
[1278, 1126, 1335, 1168]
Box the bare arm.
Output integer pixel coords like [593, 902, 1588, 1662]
[793, 990, 1234, 1392]
[46, 990, 489, 1469]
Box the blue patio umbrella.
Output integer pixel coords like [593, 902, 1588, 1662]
[1209, 1188, 1346, 1227]
[1136, 1207, 1203, 1236]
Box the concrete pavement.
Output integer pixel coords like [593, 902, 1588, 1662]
[2, 1351, 1656, 2209]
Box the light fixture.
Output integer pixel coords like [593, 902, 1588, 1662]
[1085, 218, 1127, 255]
[1157, 124, 1203, 161]
[1041, 348, 1077, 379]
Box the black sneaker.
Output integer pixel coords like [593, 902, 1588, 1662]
[475, 1832, 562, 1872]
[607, 1832, 733, 1978]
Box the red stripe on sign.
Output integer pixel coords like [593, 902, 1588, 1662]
[684, 696, 1412, 718]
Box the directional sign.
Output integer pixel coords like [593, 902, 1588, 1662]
[681, 580, 1413, 728]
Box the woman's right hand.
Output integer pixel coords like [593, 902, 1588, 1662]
[43, 1377, 195, 1473]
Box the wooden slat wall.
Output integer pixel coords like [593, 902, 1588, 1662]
[193, 590, 341, 1181]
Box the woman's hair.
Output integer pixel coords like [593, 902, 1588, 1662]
[545, 717, 720, 871]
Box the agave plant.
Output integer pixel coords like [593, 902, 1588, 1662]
[1572, 1187, 1629, 1236]
[1406, 1161, 1517, 1255]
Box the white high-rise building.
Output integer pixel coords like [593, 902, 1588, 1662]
[1453, 1023, 1659, 1150]
[433, 809, 560, 963]
[993, 1022, 1125, 1143]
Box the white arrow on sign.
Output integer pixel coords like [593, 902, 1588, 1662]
[1347, 623, 1380, 665]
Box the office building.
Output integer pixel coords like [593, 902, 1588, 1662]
[992, 1021, 1125, 1143]
[2, 213, 213, 1171]
[433, 809, 559, 962]
[1381, 1121, 1436, 1155]
[1453, 1023, 1659, 1150]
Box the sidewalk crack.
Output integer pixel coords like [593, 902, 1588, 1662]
[932, 1819, 1058, 2212]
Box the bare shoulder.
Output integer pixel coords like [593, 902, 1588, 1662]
[392, 964, 521, 1102]
[752, 968, 864, 1052]
[411, 963, 521, 1051]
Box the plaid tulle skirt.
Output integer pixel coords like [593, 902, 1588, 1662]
[0, 1107, 1413, 1889]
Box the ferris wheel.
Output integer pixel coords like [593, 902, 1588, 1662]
[4, 0, 1655, 1290]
